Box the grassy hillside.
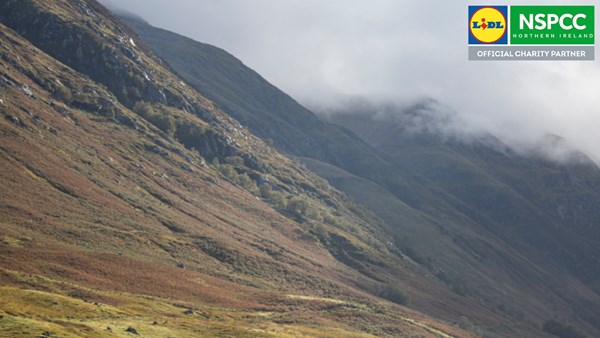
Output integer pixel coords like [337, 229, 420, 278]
[1, 0, 599, 336]
[120, 13, 600, 337]
[0, 1, 482, 337]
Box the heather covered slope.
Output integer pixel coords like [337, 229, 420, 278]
[0, 0, 483, 337]
[120, 14, 600, 337]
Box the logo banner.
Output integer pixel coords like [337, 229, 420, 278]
[468, 5, 595, 61]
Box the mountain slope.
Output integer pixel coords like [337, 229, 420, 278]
[120, 15, 397, 180]
[120, 15, 600, 337]
[327, 102, 600, 284]
[326, 102, 600, 330]
[0, 1, 481, 337]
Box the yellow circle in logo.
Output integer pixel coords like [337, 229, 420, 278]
[470, 7, 507, 44]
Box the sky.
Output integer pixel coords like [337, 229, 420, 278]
[99, 0, 600, 162]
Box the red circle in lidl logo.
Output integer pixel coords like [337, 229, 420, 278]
[470, 7, 507, 44]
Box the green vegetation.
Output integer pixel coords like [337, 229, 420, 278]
[286, 196, 311, 219]
[259, 184, 287, 209]
[134, 101, 177, 135]
[175, 120, 205, 150]
[225, 156, 244, 166]
[216, 162, 237, 181]
[0, 278, 382, 338]
[213, 158, 259, 194]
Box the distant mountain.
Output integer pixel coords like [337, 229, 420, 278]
[326, 100, 600, 283]
[120, 14, 600, 337]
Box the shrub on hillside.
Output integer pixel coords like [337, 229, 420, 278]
[236, 173, 258, 192]
[134, 101, 176, 135]
[175, 120, 205, 149]
[323, 212, 340, 226]
[286, 196, 310, 218]
[259, 184, 273, 198]
[309, 223, 330, 243]
[217, 163, 238, 181]
[259, 185, 287, 209]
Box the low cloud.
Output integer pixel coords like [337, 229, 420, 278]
[99, 0, 600, 163]
[320, 97, 593, 164]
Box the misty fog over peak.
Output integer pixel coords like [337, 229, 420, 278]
[314, 97, 477, 141]
[317, 97, 596, 165]
[99, 0, 600, 165]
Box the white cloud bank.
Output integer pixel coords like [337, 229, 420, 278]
[100, 0, 600, 162]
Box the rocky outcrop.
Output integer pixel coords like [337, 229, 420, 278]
[0, 0, 184, 110]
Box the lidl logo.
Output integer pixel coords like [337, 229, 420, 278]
[469, 6, 508, 44]
[468, 5, 594, 45]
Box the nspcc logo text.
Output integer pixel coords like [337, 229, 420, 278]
[511, 6, 594, 44]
